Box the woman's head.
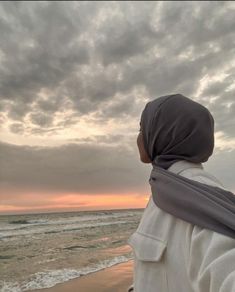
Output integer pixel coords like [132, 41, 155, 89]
[137, 94, 214, 169]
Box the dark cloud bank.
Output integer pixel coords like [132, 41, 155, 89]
[0, 140, 150, 195]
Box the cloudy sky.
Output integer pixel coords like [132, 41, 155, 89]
[0, 1, 235, 215]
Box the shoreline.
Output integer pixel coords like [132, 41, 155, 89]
[32, 260, 133, 292]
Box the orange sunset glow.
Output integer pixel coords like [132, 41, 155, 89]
[0, 188, 148, 215]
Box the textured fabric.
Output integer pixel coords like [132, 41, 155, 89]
[140, 94, 214, 170]
[150, 164, 235, 239]
[127, 161, 235, 292]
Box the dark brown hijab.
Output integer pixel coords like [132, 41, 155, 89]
[140, 94, 235, 239]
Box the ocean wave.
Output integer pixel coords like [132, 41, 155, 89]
[5, 211, 139, 227]
[0, 220, 128, 240]
[9, 220, 30, 225]
[0, 255, 133, 292]
[1, 211, 141, 236]
[8, 219, 48, 225]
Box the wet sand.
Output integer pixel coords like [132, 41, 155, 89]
[33, 260, 133, 292]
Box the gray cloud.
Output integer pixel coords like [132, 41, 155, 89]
[205, 148, 235, 191]
[0, 1, 234, 135]
[29, 112, 53, 127]
[37, 97, 64, 114]
[9, 122, 24, 134]
[0, 1, 90, 120]
[94, 2, 158, 65]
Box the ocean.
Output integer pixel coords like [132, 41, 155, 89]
[0, 208, 143, 291]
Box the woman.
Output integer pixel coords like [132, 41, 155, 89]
[127, 94, 235, 292]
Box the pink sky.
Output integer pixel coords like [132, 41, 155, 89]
[0, 186, 148, 215]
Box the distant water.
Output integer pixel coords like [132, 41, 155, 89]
[0, 208, 143, 291]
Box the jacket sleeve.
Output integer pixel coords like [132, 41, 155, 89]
[186, 226, 235, 292]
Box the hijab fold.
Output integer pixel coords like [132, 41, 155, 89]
[140, 94, 235, 239]
[150, 165, 235, 239]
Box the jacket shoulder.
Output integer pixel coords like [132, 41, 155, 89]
[179, 167, 226, 189]
[180, 167, 235, 292]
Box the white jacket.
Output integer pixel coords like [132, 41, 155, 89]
[127, 160, 235, 292]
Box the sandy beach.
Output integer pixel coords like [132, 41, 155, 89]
[33, 260, 133, 292]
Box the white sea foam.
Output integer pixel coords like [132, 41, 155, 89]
[0, 255, 133, 292]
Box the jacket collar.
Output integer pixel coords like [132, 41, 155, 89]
[168, 160, 203, 175]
